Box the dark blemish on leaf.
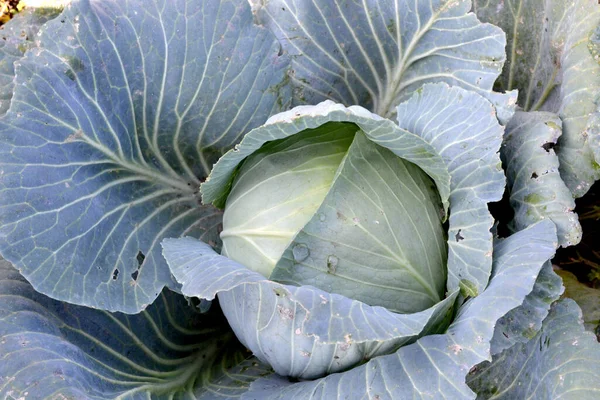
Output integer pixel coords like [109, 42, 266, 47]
[131, 270, 139, 281]
[542, 142, 555, 152]
[65, 69, 76, 81]
[455, 229, 464, 242]
[503, 332, 509, 338]
[531, 172, 538, 179]
[136, 250, 145, 267]
[326, 255, 338, 274]
[112, 269, 119, 280]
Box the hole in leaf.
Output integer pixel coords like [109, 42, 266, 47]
[136, 250, 145, 267]
[112, 269, 119, 280]
[455, 229, 464, 242]
[542, 142, 555, 152]
[531, 172, 539, 179]
[131, 270, 139, 281]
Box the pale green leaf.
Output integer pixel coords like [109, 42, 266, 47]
[0, 257, 266, 399]
[501, 111, 581, 247]
[474, 0, 600, 197]
[396, 83, 506, 296]
[162, 236, 457, 380]
[0, 7, 61, 115]
[242, 221, 557, 399]
[490, 261, 564, 354]
[0, 0, 290, 313]
[251, 0, 517, 122]
[467, 299, 600, 400]
[271, 131, 447, 313]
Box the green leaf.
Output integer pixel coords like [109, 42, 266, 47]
[251, 0, 517, 122]
[241, 221, 557, 399]
[162, 236, 458, 380]
[501, 111, 581, 247]
[271, 131, 448, 313]
[219, 122, 356, 278]
[0, 257, 267, 399]
[490, 261, 564, 355]
[556, 269, 600, 335]
[396, 83, 506, 296]
[0, 0, 290, 313]
[0, 7, 62, 115]
[203, 101, 452, 217]
[467, 299, 600, 400]
[474, 0, 600, 197]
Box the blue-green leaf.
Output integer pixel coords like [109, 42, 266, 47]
[490, 261, 564, 355]
[203, 101, 451, 215]
[0, 7, 63, 115]
[474, 0, 600, 197]
[0, 0, 290, 313]
[162, 236, 458, 380]
[501, 111, 581, 247]
[251, 0, 516, 122]
[0, 257, 268, 399]
[241, 221, 557, 399]
[467, 299, 600, 400]
[396, 83, 506, 296]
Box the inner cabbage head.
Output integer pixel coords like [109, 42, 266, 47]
[220, 122, 448, 313]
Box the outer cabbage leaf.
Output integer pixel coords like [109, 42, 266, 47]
[162, 236, 458, 380]
[0, 257, 269, 399]
[251, 0, 517, 122]
[474, 0, 600, 197]
[396, 83, 505, 296]
[556, 269, 600, 335]
[501, 111, 581, 247]
[0, 6, 62, 115]
[202, 100, 452, 214]
[0, 0, 290, 312]
[467, 299, 600, 400]
[238, 221, 557, 399]
[489, 261, 564, 355]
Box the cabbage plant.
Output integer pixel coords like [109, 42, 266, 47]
[1, 0, 600, 399]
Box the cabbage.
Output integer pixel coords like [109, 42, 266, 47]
[1, 0, 599, 398]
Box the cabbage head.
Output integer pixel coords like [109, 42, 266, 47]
[163, 87, 557, 383]
[220, 120, 447, 314]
